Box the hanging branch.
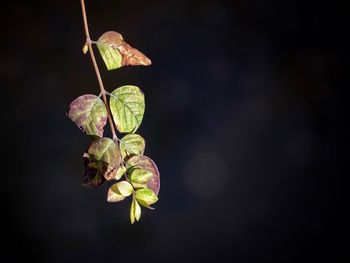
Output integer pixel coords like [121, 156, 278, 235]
[67, 0, 160, 224]
[80, 0, 118, 141]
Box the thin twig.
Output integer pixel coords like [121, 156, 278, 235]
[80, 0, 118, 141]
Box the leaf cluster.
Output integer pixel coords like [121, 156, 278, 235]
[68, 31, 159, 224]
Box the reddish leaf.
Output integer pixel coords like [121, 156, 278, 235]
[97, 31, 151, 70]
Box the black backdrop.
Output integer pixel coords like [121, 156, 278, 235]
[2, 0, 343, 262]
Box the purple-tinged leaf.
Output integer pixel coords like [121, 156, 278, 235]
[127, 156, 160, 195]
[68, 94, 107, 137]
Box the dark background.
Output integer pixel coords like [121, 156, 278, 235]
[2, 0, 343, 262]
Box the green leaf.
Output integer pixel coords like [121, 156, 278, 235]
[114, 181, 133, 196]
[130, 168, 153, 184]
[135, 189, 158, 208]
[82, 138, 122, 187]
[110, 85, 145, 133]
[97, 31, 151, 71]
[120, 134, 145, 159]
[107, 184, 126, 202]
[97, 32, 123, 70]
[68, 94, 107, 137]
[127, 155, 160, 195]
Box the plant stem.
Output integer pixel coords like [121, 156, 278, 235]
[80, 0, 118, 141]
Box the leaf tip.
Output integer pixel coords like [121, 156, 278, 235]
[135, 201, 141, 221]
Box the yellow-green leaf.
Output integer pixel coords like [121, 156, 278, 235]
[107, 184, 125, 202]
[110, 85, 145, 133]
[130, 168, 153, 184]
[130, 198, 142, 224]
[97, 32, 123, 70]
[115, 181, 133, 196]
[135, 189, 158, 208]
[120, 134, 145, 159]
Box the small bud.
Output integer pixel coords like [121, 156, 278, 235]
[82, 44, 89, 54]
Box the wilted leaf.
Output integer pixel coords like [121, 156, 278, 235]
[107, 184, 126, 202]
[68, 94, 107, 137]
[82, 153, 106, 188]
[97, 31, 151, 71]
[82, 138, 122, 187]
[127, 155, 160, 195]
[110, 85, 145, 133]
[130, 169, 153, 184]
[135, 189, 158, 208]
[120, 134, 145, 159]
